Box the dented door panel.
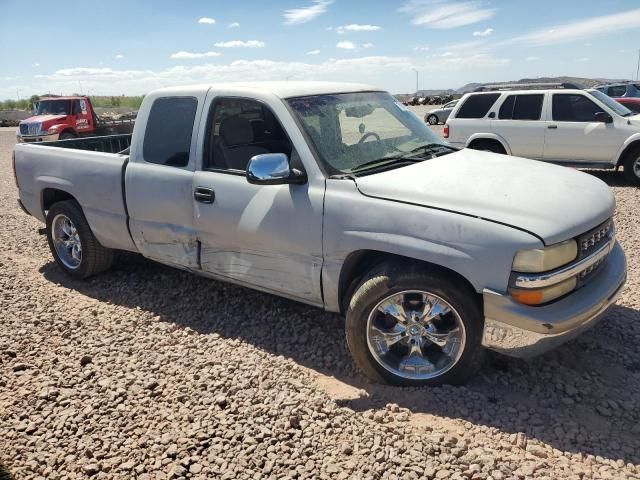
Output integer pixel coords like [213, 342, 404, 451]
[192, 171, 324, 305]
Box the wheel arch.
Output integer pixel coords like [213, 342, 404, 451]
[466, 133, 511, 155]
[615, 137, 640, 166]
[58, 127, 78, 138]
[41, 188, 78, 215]
[337, 249, 480, 315]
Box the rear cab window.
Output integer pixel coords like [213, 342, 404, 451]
[454, 93, 500, 119]
[498, 94, 544, 120]
[143, 97, 198, 167]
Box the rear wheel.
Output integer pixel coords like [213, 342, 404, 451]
[345, 264, 485, 386]
[427, 114, 439, 125]
[46, 200, 114, 279]
[622, 146, 640, 186]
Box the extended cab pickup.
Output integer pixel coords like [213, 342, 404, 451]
[13, 82, 627, 386]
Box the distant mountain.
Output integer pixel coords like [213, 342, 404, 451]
[455, 76, 631, 93]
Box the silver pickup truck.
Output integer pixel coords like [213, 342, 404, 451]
[13, 82, 627, 386]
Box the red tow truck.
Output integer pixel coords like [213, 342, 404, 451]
[17, 95, 134, 143]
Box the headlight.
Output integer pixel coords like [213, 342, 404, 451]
[512, 239, 577, 273]
[509, 277, 577, 306]
[47, 126, 59, 134]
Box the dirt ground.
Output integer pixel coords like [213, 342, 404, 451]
[1, 123, 639, 479]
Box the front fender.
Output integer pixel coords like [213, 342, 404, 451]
[614, 132, 640, 165]
[466, 133, 512, 155]
[321, 180, 541, 313]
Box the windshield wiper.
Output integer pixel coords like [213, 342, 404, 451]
[349, 155, 419, 174]
[403, 143, 457, 157]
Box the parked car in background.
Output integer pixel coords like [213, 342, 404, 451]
[615, 97, 640, 113]
[16, 96, 134, 143]
[13, 81, 627, 387]
[596, 82, 640, 98]
[425, 100, 459, 125]
[445, 83, 640, 185]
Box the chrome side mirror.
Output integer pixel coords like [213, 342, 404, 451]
[246, 153, 306, 185]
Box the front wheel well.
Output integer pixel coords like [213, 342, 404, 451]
[337, 250, 480, 314]
[41, 188, 77, 214]
[617, 140, 640, 166]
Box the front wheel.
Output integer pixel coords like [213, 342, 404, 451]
[59, 132, 76, 140]
[426, 114, 438, 125]
[623, 147, 640, 186]
[46, 200, 114, 279]
[345, 264, 484, 386]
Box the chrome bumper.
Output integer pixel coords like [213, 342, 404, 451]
[16, 133, 59, 143]
[481, 242, 627, 358]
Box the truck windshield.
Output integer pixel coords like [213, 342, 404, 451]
[287, 92, 452, 175]
[36, 100, 71, 116]
[588, 90, 633, 117]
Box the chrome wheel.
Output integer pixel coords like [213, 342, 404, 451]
[634, 156, 640, 178]
[366, 290, 466, 380]
[51, 214, 82, 269]
[427, 115, 438, 125]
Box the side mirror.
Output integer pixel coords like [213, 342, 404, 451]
[246, 153, 307, 185]
[595, 111, 613, 123]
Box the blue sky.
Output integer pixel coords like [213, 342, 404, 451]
[2, 0, 640, 99]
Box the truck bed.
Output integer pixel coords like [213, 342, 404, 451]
[42, 133, 132, 154]
[14, 134, 137, 252]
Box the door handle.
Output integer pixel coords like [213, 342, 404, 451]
[194, 187, 215, 204]
[548, 125, 558, 129]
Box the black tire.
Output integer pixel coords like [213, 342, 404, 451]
[59, 132, 76, 140]
[46, 200, 114, 279]
[622, 146, 640, 186]
[345, 263, 485, 387]
[469, 140, 506, 154]
[427, 114, 439, 125]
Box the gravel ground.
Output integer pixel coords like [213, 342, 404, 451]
[1, 123, 639, 480]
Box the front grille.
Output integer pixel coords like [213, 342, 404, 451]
[578, 219, 613, 259]
[20, 123, 42, 136]
[575, 218, 614, 287]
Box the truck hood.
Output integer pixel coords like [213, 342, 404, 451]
[354, 149, 615, 245]
[21, 114, 68, 125]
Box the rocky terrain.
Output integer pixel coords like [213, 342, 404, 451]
[0, 124, 639, 479]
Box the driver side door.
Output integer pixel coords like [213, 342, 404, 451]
[192, 96, 325, 306]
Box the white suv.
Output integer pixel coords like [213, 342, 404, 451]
[444, 83, 640, 185]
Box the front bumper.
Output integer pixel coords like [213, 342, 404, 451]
[481, 241, 627, 358]
[16, 132, 59, 143]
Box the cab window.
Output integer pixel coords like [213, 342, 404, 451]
[206, 98, 294, 172]
[552, 94, 601, 122]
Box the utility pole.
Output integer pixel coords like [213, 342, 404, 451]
[636, 49, 640, 81]
[413, 69, 419, 94]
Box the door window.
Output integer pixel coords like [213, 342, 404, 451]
[455, 93, 500, 119]
[143, 97, 198, 167]
[206, 98, 293, 172]
[552, 94, 602, 122]
[498, 94, 543, 120]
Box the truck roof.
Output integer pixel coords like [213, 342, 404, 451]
[39, 96, 86, 101]
[149, 81, 382, 99]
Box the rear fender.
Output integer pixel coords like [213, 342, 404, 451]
[466, 133, 511, 155]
